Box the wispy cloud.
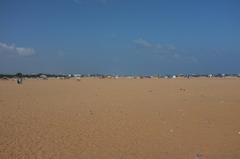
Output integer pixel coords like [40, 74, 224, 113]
[0, 42, 36, 57]
[133, 38, 177, 56]
[133, 38, 153, 48]
[133, 38, 198, 63]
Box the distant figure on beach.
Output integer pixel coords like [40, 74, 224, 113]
[16, 73, 23, 84]
[17, 78, 22, 84]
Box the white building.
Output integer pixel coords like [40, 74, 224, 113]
[208, 74, 213, 78]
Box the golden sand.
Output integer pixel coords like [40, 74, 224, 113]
[0, 78, 240, 159]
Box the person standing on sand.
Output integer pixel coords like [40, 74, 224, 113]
[16, 73, 23, 84]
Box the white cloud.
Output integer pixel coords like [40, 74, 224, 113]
[133, 38, 176, 55]
[133, 38, 198, 62]
[133, 38, 153, 48]
[0, 42, 35, 57]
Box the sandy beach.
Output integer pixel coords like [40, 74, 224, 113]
[0, 78, 240, 159]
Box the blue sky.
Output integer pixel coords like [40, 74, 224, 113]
[0, 0, 239, 75]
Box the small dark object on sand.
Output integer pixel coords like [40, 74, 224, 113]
[179, 88, 186, 91]
[16, 72, 23, 84]
[17, 78, 22, 84]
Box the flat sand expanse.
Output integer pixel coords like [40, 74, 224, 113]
[0, 78, 240, 159]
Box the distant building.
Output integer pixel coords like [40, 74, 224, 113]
[40, 75, 48, 80]
[74, 74, 82, 77]
[208, 74, 213, 78]
[127, 76, 133, 79]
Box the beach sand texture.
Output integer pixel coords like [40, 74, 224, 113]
[0, 78, 240, 159]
